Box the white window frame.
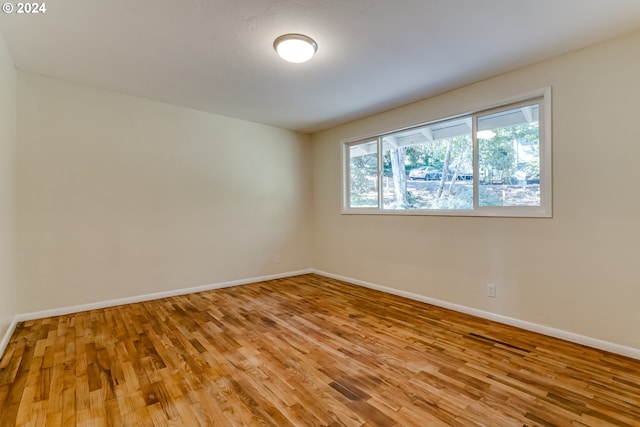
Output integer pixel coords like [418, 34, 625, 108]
[342, 88, 552, 217]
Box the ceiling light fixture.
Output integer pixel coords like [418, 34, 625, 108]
[273, 34, 317, 63]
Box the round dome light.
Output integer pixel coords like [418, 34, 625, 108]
[274, 34, 318, 63]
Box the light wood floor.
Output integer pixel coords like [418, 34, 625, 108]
[1, 274, 639, 426]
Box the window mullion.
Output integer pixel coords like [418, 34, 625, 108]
[377, 137, 383, 210]
[472, 114, 479, 209]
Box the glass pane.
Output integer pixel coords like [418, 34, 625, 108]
[478, 103, 540, 207]
[381, 118, 473, 210]
[348, 140, 378, 208]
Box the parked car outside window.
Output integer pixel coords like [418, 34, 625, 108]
[408, 166, 442, 180]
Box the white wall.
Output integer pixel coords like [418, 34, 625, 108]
[16, 72, 312, 313]
[311, 30, 640, 350]
[0, 32, 16, 339]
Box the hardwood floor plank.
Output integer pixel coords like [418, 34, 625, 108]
[1, 274, 639, 426]
[61, 387, 76, 426]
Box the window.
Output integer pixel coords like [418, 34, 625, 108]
[343, 89, 551, 217]
[348, 139, 378, 208]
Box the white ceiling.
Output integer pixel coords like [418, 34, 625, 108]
[2, 0, 640, 133]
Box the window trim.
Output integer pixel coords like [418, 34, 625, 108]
[341, 87, 552, 217]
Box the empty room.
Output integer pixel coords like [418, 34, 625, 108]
[1, 1, 640, 426]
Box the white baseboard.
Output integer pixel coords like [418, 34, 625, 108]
[15, 269, 314, 323]
[0, 269, 312, 359]
[4, 268, 639, 362]
[312, 269, 640, 361]
[0, 317, 18, 360]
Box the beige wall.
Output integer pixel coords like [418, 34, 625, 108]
[311, 30, 640, 349]
[16, 72, 312, 313]
[0, 33, 16, 338]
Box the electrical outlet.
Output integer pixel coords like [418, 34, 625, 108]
[275, 255, 281, 264]
[487, 283, 496, 298]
